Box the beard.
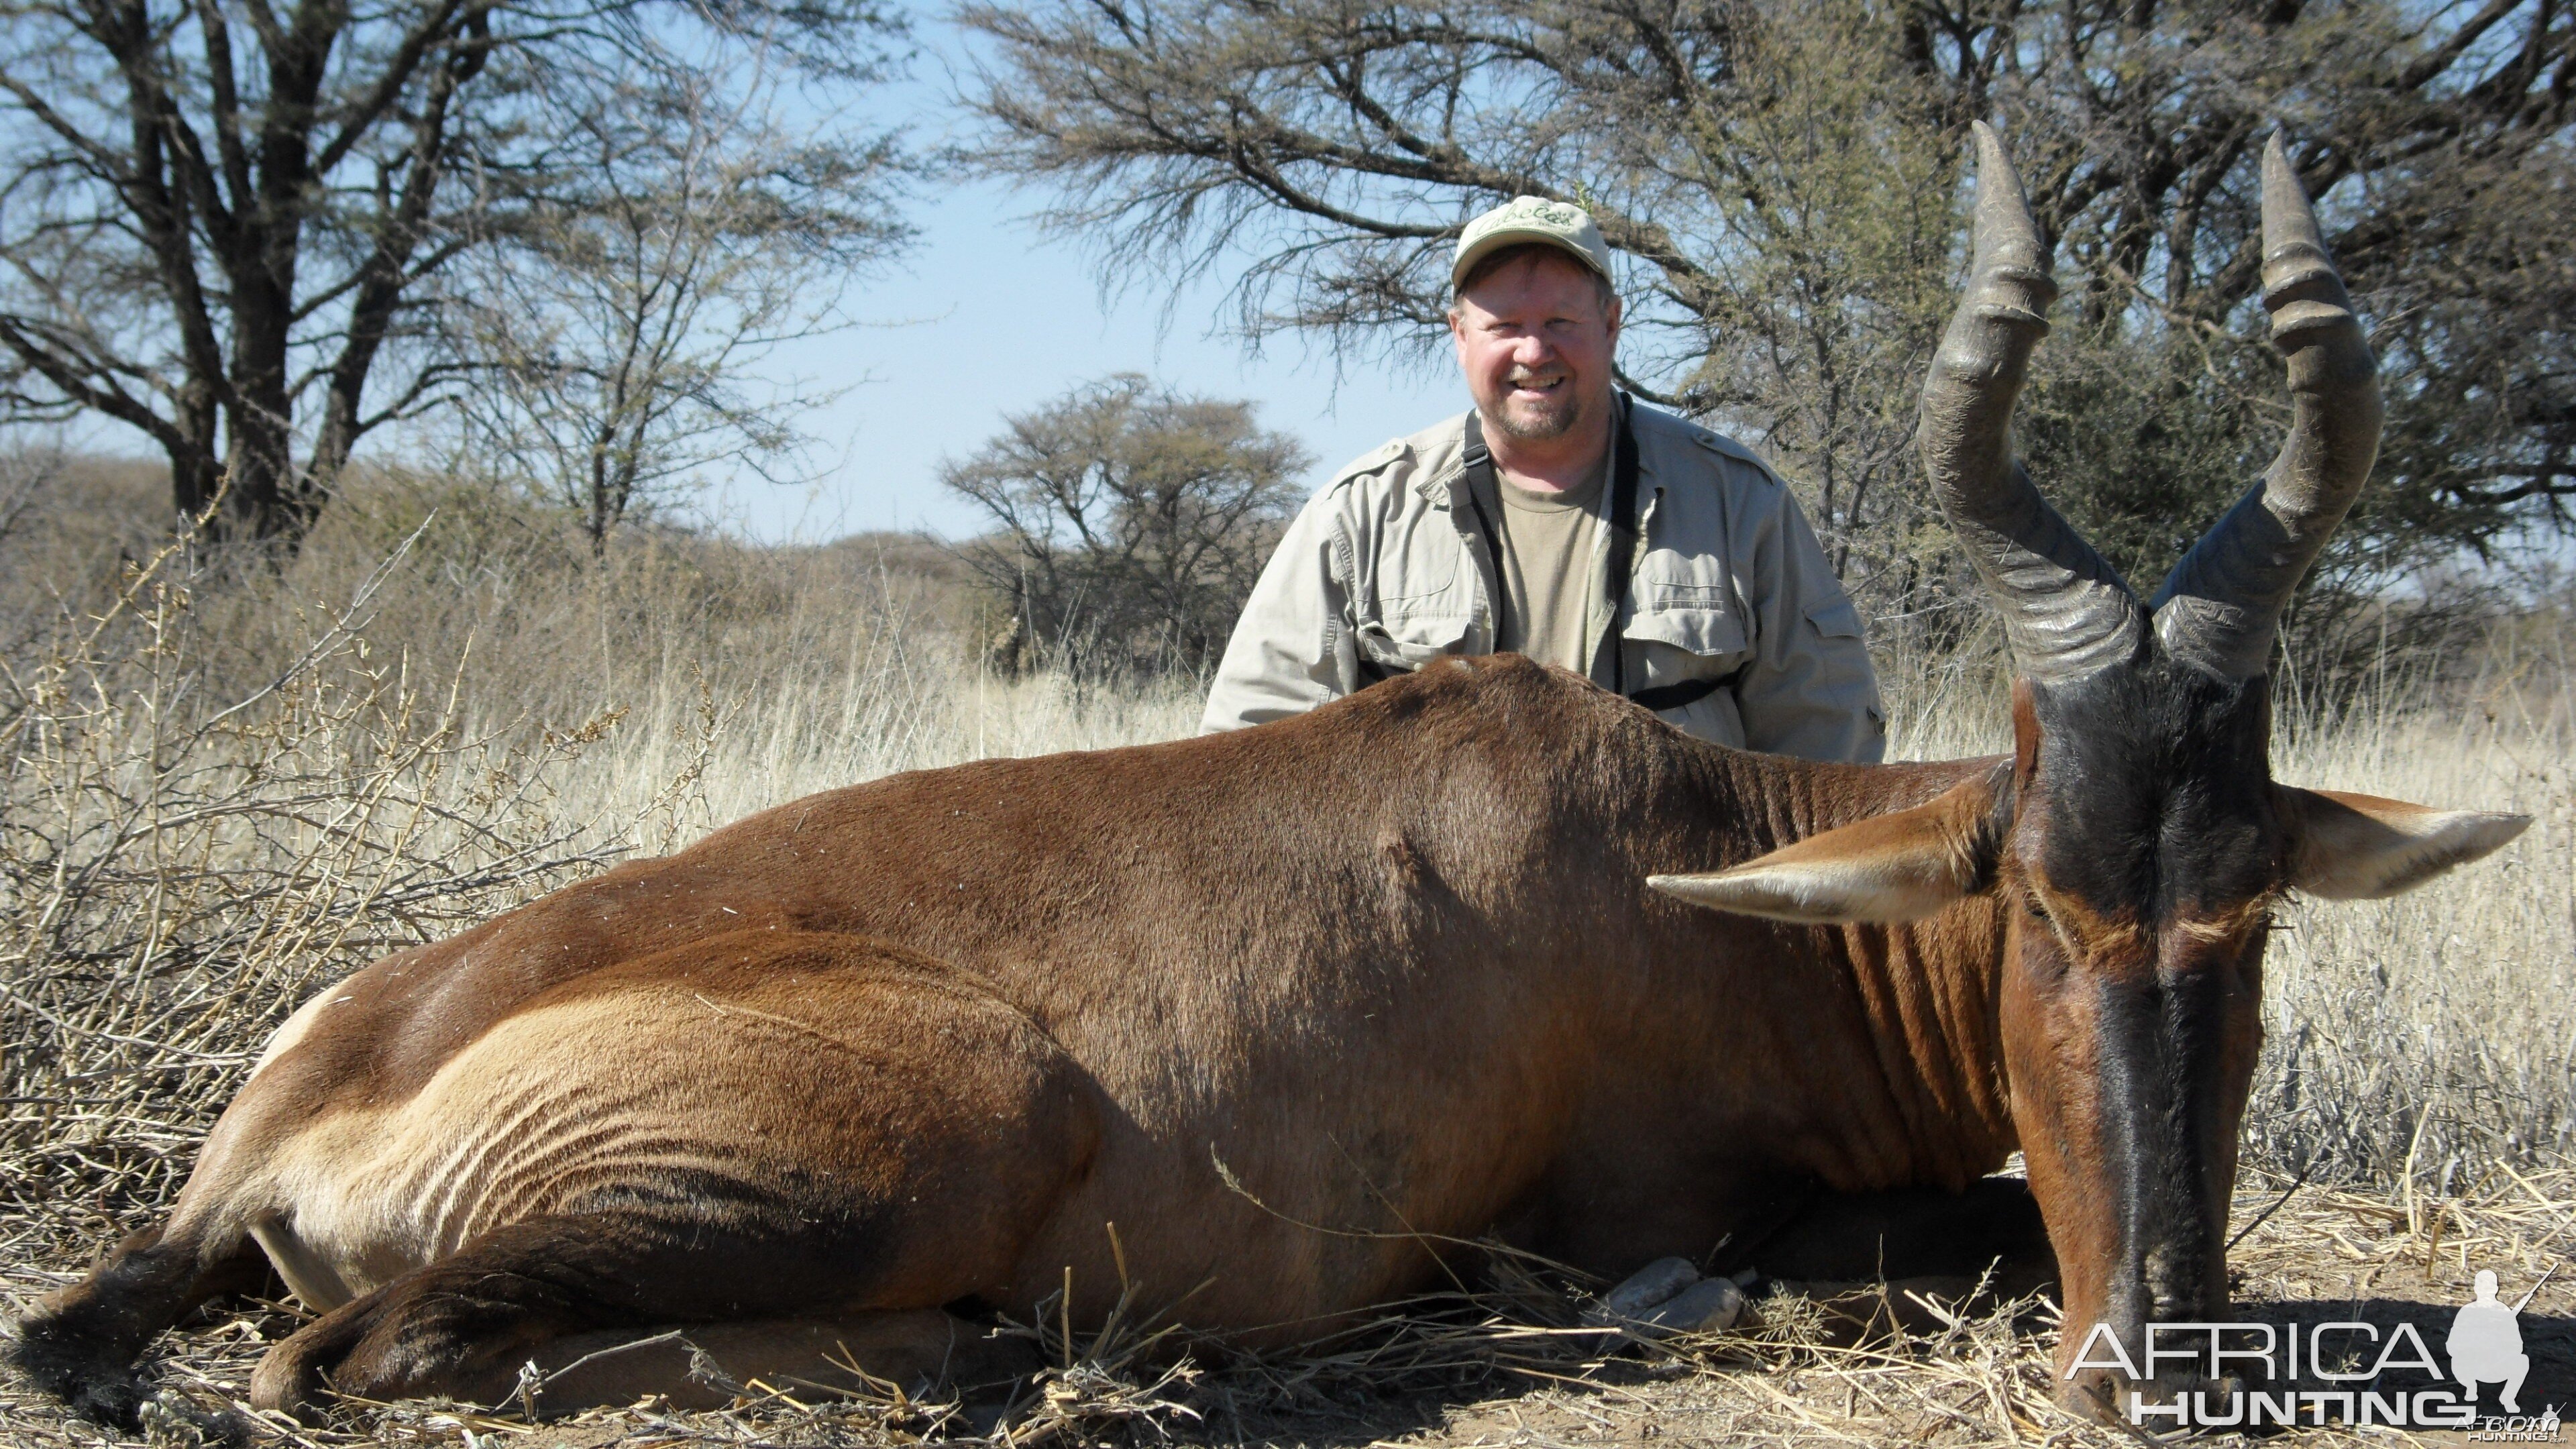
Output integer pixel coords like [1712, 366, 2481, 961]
[1487, 377, 1586, 441]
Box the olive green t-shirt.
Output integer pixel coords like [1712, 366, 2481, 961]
[1470, 456, 1607, 676]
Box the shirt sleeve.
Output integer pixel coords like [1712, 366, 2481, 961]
[1732, 486, 1887, 763]
[1199, 491, 1361, 733]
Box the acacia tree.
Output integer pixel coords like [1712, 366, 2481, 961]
[451, 52, 905, 553]
[958, 0, 2575, 658]
[0, 0, 902, 545]
[942, 375, 1310, 678]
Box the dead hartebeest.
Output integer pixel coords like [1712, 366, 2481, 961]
[9, 127, 2528, 1426]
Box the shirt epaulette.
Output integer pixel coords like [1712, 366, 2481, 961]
[1626, 405, 1781, 493]
[1325, 439, 1410, 491]
[1686, 428, 1784, 489]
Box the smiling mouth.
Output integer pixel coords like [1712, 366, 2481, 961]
[1490, 371, 1582, 440]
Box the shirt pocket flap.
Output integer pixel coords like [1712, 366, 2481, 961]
[1376, 566, 1462, 616]
[1622, 605, 1747, 659]
[1803, 598, 1865, 639]
[1355, 613, 1472, 670]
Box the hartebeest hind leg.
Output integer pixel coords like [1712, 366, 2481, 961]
[246, 1217, 1040, 1417]
[20, 932, 1102, 1424]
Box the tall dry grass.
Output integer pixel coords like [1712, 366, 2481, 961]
[1, 455, 2568, 1293]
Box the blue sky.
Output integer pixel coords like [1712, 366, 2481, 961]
[700, 166, 1466, 543]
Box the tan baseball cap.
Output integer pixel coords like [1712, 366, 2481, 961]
[1452, 196, 1613, 292]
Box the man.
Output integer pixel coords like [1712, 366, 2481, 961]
[1200, 195, 1885, 760]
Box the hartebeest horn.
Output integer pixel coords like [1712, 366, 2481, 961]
[2149, 133, 2383, 679]
[1920, 123, 2146, 682]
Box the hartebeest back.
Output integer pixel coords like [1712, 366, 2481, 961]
[9, 127, 2526, 1428]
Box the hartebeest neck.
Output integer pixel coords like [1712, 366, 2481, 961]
[1660, 742, 2023, 1193]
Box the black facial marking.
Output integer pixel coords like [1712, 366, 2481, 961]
[2013, 645, 2281, 1343]
[2087, 945, 2243, 1326]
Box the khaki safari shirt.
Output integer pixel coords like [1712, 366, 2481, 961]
[1200, 398, 1887, 761]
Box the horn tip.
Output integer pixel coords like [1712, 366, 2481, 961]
[2263, 131, 2297, 193]
[1970, 120, 2008, 170]
[2260, 131, 2328, 258]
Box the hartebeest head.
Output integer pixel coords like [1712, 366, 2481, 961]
[1650, 125, 2529, 1413]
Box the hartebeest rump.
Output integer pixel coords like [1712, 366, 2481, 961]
[10, 128, 2528, 1426]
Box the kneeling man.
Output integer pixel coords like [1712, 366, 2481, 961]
[1201, 196, 1884, 760]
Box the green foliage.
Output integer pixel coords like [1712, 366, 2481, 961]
[2015, 325, 2276, 596]
[941, 375, 1313, 679]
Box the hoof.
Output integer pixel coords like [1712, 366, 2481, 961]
[1638, 1277, 1746, 1334]
[7, 1315, 148, 1429]
[1591, 1257, 1699, 1320]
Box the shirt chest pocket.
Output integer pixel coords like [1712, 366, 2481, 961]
[1356, 549, 1477, 670]
[1629, 540, 1733, 612]
[1623, 602, 1746, 656]
[1373, 561, 1469, 620]
[1622, 549, 1747, 674]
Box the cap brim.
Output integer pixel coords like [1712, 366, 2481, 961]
[1452, 229, 1611, 290]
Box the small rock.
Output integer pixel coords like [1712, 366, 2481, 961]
[1591, 1256, 1701, 1321]
[1638, 1277, 1746, 1335]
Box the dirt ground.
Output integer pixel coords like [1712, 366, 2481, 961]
[3, 1166, 2569, 1449]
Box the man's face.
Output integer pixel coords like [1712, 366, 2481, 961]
[1448, 252, 1621, 443]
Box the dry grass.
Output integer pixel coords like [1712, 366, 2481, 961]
[6, 1170, 2562, 1448]
[2, 459, 2571, 1445]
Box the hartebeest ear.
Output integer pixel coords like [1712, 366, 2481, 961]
[2280, 787, 2530, 900]
[1648, 775, 1998, 924]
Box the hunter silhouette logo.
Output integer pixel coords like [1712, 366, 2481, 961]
[2451, 1270, 2536, 1412]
